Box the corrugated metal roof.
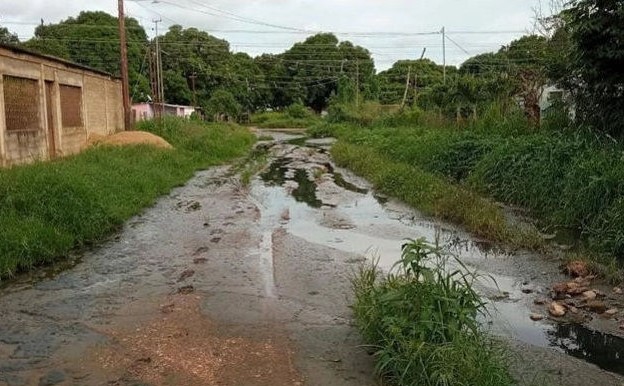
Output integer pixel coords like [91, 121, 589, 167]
[0, 43, 120, 79]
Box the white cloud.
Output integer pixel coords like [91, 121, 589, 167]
[3, 0, 542, 69]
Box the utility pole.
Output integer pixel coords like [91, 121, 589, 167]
[153, 18, 164, 118]
[117, 0, 131, 130]
[355, 60, 360, 108]
[401, 65, 412, 109]
[442, 26, 446, 85]
[189, 72, 197, 107]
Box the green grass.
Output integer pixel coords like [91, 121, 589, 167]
[331, 141, 541, 249]
[352, 239, 514, 386]
[250, 104, 321, 129]
[0, 118, 255, 279]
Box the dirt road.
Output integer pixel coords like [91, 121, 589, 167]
[1, 131, 623, 385]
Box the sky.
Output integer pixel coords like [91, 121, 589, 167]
[2, 0, 545, 70]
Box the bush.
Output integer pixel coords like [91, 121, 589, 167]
[284, 102, 312, 119]
[352, 239, 513, 386]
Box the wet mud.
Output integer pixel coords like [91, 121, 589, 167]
[0, 129, 623, 385]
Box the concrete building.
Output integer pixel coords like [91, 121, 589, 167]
[0, 43, 124, 167]
[132, 102, 196, 122]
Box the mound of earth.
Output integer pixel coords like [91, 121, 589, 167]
[90, 131, 172, 149]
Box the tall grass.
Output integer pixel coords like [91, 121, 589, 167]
[0, 118, 255, 279]
[352, 239, 513, 386]
[331, 141, 541, 249]
[322, 113, 624, 265]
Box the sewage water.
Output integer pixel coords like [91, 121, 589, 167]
[256, 150, 624, 377]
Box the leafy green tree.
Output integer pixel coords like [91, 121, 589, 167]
[0, 26, 19, 45]
[504, 35, 550, 126]
[205, 89, 241, 121]
[22, 11, 150, 101]
[279, 33, 375, 111]
[159, 25, 229, 107]
[378, 59, 446, 105]
[566, 0, 624, 136]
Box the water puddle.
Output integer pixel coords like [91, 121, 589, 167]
[549, 323, 624, 374]
[254, 143, 624, 378]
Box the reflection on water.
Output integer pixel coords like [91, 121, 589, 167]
[258, 146, 624, 377]
[548, 323, 624, 374]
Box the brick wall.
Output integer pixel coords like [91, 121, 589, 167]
[0, 46, 124, 167]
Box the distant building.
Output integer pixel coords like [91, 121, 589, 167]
[132, 103, 196, 122]
[0, 43, 124, 167]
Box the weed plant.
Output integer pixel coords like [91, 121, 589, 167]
[352, 239, 513, 386]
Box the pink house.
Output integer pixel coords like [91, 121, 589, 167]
[132, 103, 196, 122]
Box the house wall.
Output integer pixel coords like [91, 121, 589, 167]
[0, 46, 123, 167]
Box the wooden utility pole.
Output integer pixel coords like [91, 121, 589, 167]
[189, 72, 197, 107]
[355, 60, 360, 108]
[442, 26, 446, 84]
[401, 65, 412, 109]
[117, 0, 131, 130]
[153, 18, 164, 118]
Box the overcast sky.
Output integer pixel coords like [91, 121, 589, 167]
[2, 0, 544, 70]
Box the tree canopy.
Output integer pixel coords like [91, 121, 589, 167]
[22, 11, 150, 101]
[566, 0, 624, 136]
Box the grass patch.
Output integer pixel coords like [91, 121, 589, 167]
[353, 239, 513, 386]
[251, 111, 320, 128]
[0, 118, 255, 279]
[251, 103, 321, 129]
[331, 141, 541, 249]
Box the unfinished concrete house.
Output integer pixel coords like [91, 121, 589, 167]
[0, 43, 124, 167]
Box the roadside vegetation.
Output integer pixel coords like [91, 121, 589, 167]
[352, 239, 513, 386]
[250, 102, 321, 129]
[313, 100, 624, 278]
[0, 118, 254, 279]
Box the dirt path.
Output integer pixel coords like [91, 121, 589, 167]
[1, 131, 623, 385]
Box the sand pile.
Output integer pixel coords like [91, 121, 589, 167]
[90, 131, 173, 149]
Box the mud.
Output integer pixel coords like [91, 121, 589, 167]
[0, 129, 623, 385]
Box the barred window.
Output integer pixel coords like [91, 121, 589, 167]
[3, 75, 41, 132]
[60, 85, 83, 128]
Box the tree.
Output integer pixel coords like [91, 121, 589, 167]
[0, 26, 19, 45]
[566, 0, 624, 136]
[159, 25, 230, 107]
[22, 11, 150, 101]
[205, 89, 241, 121]
[278, 33, 375, 112]
[378, 59, 446, 105]
[505, 35, 550, 126]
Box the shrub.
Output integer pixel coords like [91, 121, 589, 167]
[352, 239, 513, 386]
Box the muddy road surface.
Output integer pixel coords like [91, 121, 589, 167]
[1, 130, 624, 385]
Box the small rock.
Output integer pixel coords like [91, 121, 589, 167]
[605, 308, 618, 317]
[549, 302, 567, 317]
[177, 269, 195, 282]
[620, 323, 624, 331]
[568, 306, 580, 314]
[586, 300, 608, 314]
[565, 261, 590, 278]
[39, 370, 65, 386]
[614, 287, 623, 295]
[178, 285, 195, 295]
[160, 303, 175, 314]
[522, 288, 534, 294]
[210, 237, 221, 243]
[534, 298, 547, 305]
[582, 290, 597, 301]
[193, 257, 208, 264]
[281, 209, 291, 221]
[530, 313, 545, 321]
